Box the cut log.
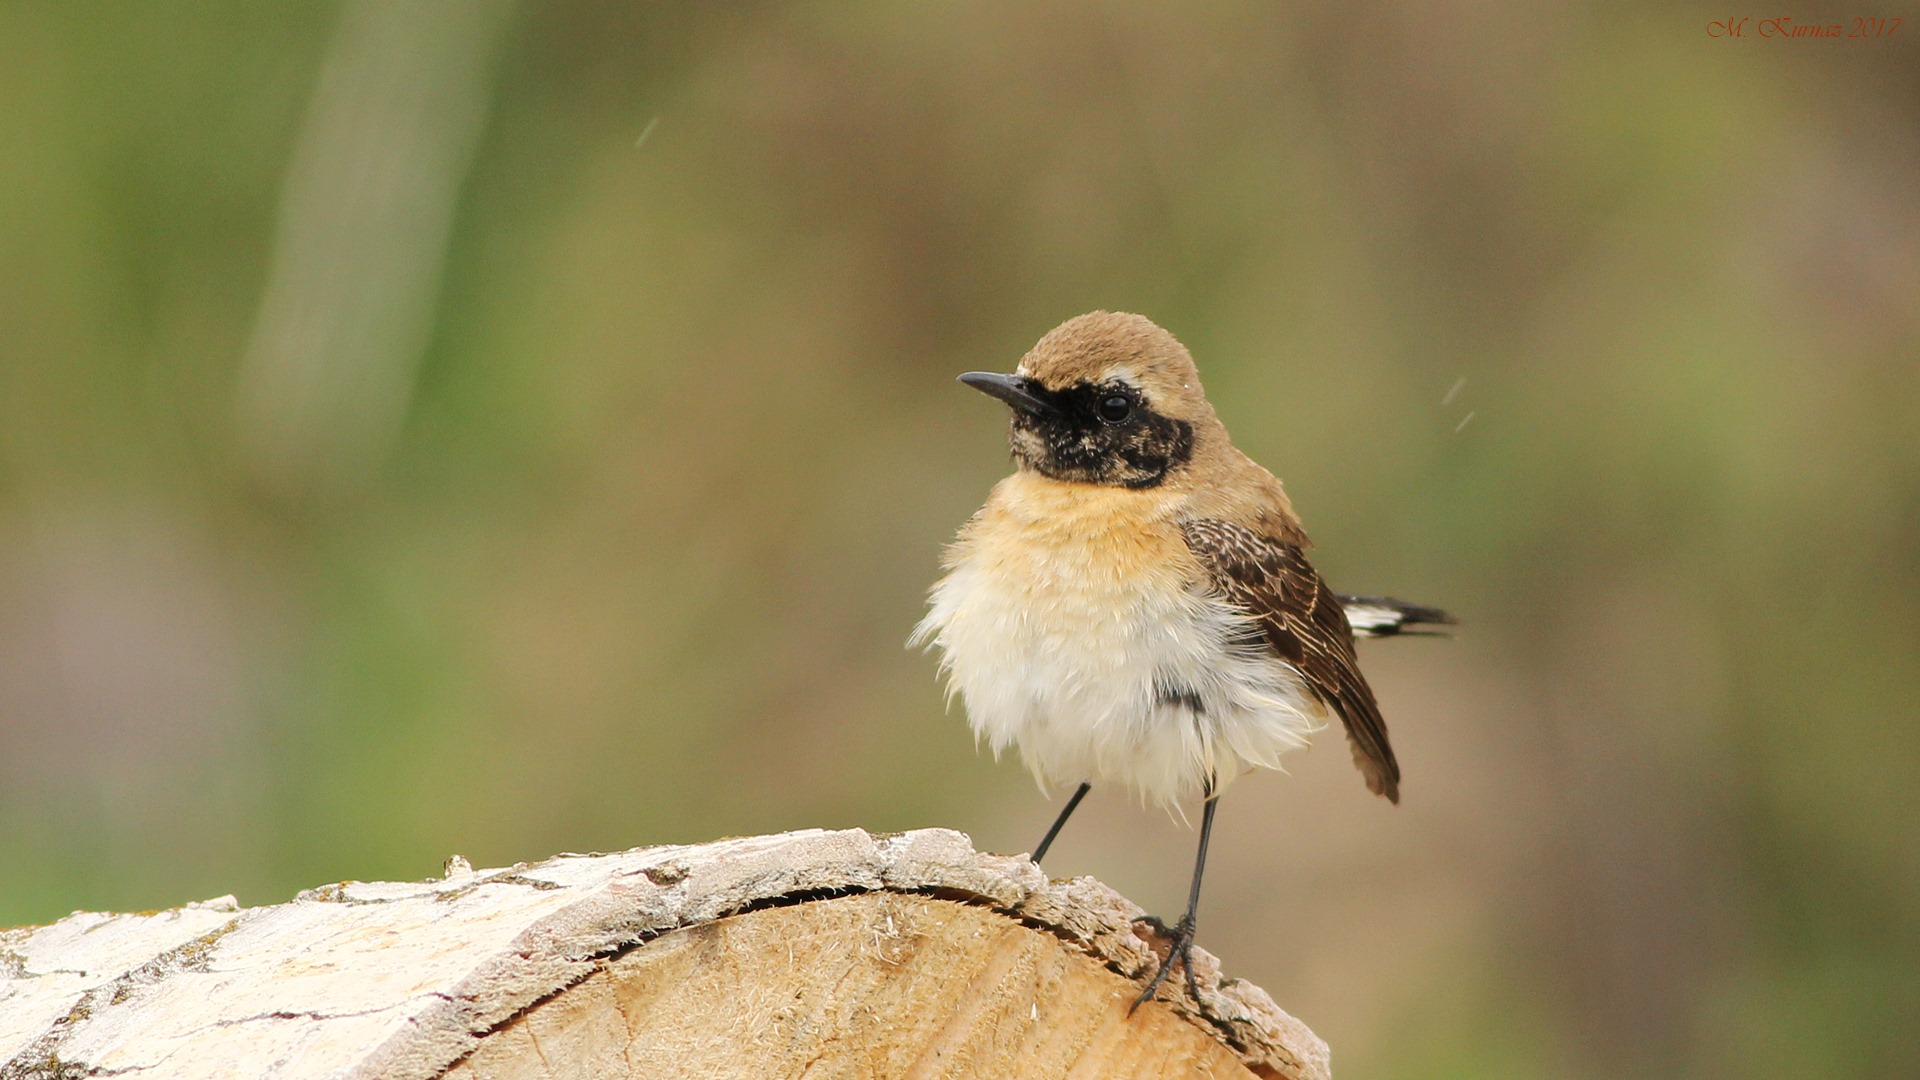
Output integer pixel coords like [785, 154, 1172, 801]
[0, 828, 1329, 1079]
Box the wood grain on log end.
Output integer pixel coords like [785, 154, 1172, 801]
[0, 829, 1330, 1080]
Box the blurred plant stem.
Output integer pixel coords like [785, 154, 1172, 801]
[236, 0, 512, 503]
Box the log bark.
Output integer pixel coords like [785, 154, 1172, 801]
[0, 828, 1330, 1079]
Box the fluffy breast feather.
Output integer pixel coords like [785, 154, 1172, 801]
[914, 474, 1324, 807]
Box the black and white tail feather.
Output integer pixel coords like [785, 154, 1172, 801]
[1338, 596, 1457, 639]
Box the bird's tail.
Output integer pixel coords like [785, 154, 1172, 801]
[1338, 595, 1457, 638]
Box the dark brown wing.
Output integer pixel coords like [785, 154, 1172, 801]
[1181, 518, 1401, 803]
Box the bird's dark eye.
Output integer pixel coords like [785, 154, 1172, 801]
[1098, 394, 1133, 423]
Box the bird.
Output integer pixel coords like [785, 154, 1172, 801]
[912, 311, 1451, 1012]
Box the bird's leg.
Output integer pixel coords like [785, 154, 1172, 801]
[1131, 775, 1219, 1013]
[1031, 781, 1090, 865]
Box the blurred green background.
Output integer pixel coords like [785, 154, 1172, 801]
[3, 2, 1917, 1076]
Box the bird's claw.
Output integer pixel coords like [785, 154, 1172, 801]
[1129, 914, 1203, 1014]
[1129, 913, 1172, 936]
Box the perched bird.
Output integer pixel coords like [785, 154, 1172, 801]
[913, 311, 1450, 1010]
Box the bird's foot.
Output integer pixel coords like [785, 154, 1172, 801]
[1130, 913, 1172, 936]
[1128, 913, 1204, 1014]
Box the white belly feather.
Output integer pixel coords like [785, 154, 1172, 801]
[913, 513, 1325, 808]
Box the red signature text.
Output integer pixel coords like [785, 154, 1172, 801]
[1709, 16, 1902, 38]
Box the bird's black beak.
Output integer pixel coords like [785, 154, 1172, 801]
[957, 372, 1059, 417]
